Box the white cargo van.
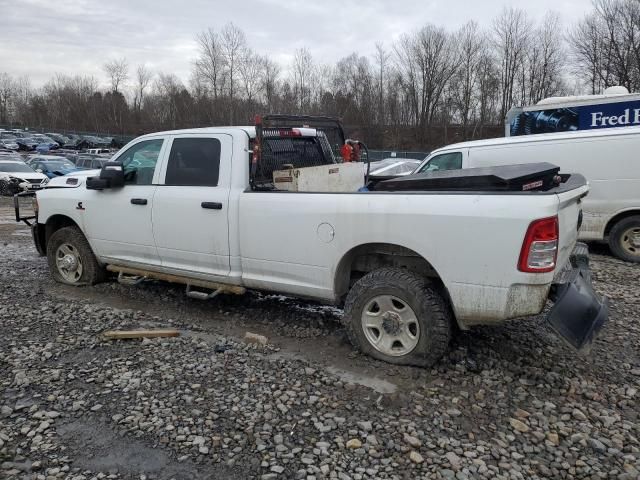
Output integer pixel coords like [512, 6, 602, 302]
[415, 127, 640, 262]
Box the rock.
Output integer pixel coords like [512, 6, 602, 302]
[403, 433, 422, 448]
[590, 438, 606, 452]
[572, 408, 587, 421]
[546, 433, 560, 445]
[509, 418, 530, 433]
[346, 438, 362, 449]
[192, 435, 206, 445]
[271, 465, 285, 474]
[409, 451, 424, 464]
[445, 452, 461, 469]
[357, 421, 372, 432]
[244, 332, 268, 345]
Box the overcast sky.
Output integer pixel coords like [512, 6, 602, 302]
[1, 0, 592, 88]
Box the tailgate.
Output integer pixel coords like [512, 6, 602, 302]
[555, 183, 589, 272]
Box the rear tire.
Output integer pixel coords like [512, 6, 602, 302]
[608, 216, 640, 263]
[47, 226, 106, 285]
[342, 268, 452, 367]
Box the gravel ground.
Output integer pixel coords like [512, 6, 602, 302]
[1, 198, 639, 480]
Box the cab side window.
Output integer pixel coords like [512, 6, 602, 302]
[117, 139, 164, 185]
[164, 138, 221, 186]
[420, 152, 463, 173]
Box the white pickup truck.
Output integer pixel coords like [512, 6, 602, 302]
[17, 121, 608, 366]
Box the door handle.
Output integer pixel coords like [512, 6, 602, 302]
[201, 202, 222, 210]
[130, 198, 148, 205]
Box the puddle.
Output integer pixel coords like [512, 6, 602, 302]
[325, 366, 397, 394]
[268, 351, 397, 395]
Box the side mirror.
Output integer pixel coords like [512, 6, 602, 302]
[86, 162, 125, 190]
[35, 169, 43, 173]
[100, 161, 125, 188]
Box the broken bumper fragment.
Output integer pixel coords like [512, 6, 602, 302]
[547, 242, 608, 349]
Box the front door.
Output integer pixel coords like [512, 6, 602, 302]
[83, 137, 166, 265]
[152, 134, 231, 277]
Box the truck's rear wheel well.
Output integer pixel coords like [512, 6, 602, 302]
[334, 243, 444, 300]
[604, 210, 640, 237]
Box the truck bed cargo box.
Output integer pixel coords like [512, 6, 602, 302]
[374, 162, 561, 192]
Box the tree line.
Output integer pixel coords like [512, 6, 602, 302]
[1, 1, 639, 150]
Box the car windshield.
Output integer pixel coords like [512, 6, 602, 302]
[0, 162, 35, 173]
[369, 159, 421, 176]
[43, 161, 74, 170]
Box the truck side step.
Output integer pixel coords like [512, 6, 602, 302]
[117, 271, 146, 286]
[186, 285, 222, 300]
[106, 265, 246, 296]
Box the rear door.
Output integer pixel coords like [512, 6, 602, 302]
[152, 134, 232, 277]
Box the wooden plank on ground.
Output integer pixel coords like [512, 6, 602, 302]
[102, 329, 180, 340]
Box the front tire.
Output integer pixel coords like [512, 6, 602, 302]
[608, 216, 640, 263]
[47, 226, 106, 285]
[342, 268, 452, 367]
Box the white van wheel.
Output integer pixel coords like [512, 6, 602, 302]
[609, 216, 640, 263]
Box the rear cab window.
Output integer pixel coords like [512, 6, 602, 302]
[164, 137, 221, 186]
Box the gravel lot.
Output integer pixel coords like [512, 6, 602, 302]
[1, 197, 639, 480]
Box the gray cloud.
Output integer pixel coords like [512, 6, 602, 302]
[0, 0, 591, 87]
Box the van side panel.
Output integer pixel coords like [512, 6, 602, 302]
[466, 134, 640, 241]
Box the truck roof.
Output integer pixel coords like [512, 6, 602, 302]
[431, 124, 640, 155]
[137, 126, 258, 140]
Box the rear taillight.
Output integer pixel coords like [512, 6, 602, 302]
[518, 216, 558, 273]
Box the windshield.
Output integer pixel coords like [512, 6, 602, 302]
[43, 161, 75, 170]
[369, 159, 421, 176]
[0, 162, 36, 173]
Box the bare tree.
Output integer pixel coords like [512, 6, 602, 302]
[374, 43, 390, 125]
[261, 57, 280, 112]
[238, 48, 263, 103]
[293, 48, 314, 111]
[525, 12, 565, 103]
[0, 73, 16, 124]
[493, 7, 532, 119]
[451, 22, 485, 138]
[220, 23, 247, 123]
[394, 24, 460, 136]
[195, 28, 226, 100]
[103, 58, 129, 93]
[133, 65, 152, 113]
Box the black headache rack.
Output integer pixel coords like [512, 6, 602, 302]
[14, 190, 37, 226]
[257, 114, 346, 148]
[252, 114, 345, 189]
[373, 162, 563, 192]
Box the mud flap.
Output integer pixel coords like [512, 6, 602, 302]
[547, 243, 608, 350]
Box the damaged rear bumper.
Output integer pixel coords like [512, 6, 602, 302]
[547, 242, 608, 349]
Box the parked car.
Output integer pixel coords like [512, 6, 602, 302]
[15, 136, 40, 151]
[64, 134, 89, 150]
[23, 120, 607, 367]
[31, 134, 60, 150]
[74, 155, 110, 170]
[0, 150, 24, 162]
[0, 160, 48, 195]
[368, 158, 421, 177]
[0, 138, 20, 150]
[27, 155, 80, 178]
[46, 133, 71, 147]
[415, 126, 640, 262]
[83, 135, 110, 148]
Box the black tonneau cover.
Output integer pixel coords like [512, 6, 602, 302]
[374, 162, 561, 192]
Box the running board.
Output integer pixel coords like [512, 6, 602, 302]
[106, 265, 246, 296]
[185, 285, 222, 300]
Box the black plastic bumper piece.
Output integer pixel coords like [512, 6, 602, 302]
[547, 243, 608, 350]
[32, 223, 46, 257]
